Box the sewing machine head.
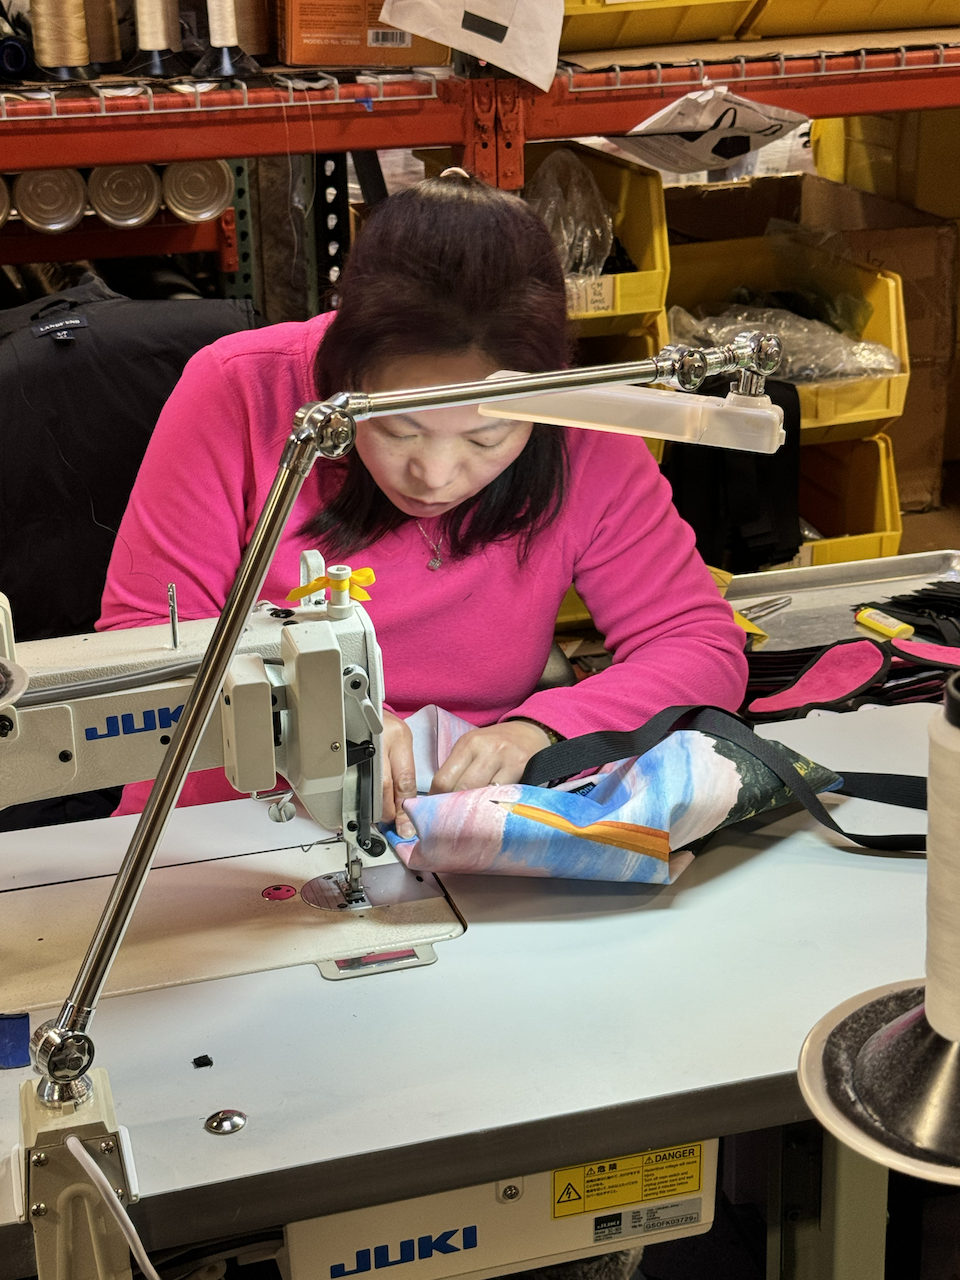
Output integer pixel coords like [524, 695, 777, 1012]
[0, 551, 386, 910]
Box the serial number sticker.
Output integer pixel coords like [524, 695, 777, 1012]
[591, 1198, 702, 1244]
[553, 1143, 702, 1219]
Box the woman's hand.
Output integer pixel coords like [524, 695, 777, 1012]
[381, 711, 418, 839]
[430, 720, 551, 795]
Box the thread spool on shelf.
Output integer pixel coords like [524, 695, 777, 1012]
[235, 0, 269, 55]
[0, 32, 28, 83]
[799, 671, 960, 1183]
[127, 0, 191, 76]
[30, 0, 95, 80]
[192, 0, 261, 78]
[13, 169, 87, 234]
[83, 0, 121, 65]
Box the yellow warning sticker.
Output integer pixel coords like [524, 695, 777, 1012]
[552, 1144, 702, 1218]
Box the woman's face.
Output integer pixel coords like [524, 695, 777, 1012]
[356, 349, 534, 520]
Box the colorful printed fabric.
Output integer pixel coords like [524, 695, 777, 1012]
[385, 707, 839, 884]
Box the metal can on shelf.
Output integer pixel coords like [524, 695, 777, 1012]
[13, 168, 87, 233]
[162, 160, 235, 223]
[0, 175, 9, 231]
[88, 164, 162, 228]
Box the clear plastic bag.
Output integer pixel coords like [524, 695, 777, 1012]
[523, 148, 613, 278]
[668, 304, 900, 383]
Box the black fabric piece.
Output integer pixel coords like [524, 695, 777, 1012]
[0, 274, 259, 642]
[0, 788, 122, 833]
[521, 705, 926, 853]
[662, 377, 801, 572]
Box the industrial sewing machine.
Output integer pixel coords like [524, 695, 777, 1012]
[0, 336, 783, 1280]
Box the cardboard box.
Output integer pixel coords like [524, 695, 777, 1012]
[277, 0, 449, 66]
[665, 173, 959, 507]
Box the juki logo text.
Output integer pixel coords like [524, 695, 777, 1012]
[84, 705, 184, 741]
[331, 1227, 478, 1277]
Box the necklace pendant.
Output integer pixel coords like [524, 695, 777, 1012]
[427, 555, 442, 571]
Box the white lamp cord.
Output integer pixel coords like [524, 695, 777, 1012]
[65, 1135, 163, 1280]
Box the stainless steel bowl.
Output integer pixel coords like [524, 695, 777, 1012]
[162, 159, 235, 223]
[13, 168, 87, 234]
[88, 164, 162, 229]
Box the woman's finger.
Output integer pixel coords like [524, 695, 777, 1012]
[430, 737, 475, 794]
[389, 727, 418, 839]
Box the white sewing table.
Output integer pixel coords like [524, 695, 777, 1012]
[0, 695, 931, 1279]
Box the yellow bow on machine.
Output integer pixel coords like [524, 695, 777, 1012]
[286, 567, 376, 604]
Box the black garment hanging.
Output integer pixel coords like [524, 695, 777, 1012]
[0, 273, 258, 642]
[0, 274, 259, 831]
[663, 377, 802, 572]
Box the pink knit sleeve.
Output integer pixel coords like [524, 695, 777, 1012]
[98, 345, 259, 812]
[98, 343, 253, 630]
[506, 435, 748, 740]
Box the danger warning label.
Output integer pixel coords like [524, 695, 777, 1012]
[552, 1144, 702, 1219]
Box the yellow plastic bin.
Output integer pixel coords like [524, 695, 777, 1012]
[667, 236, 909, 439]
[560, 0, 758, 52]
[799, 433, 902, 565]
[525, 143, 669, 336]
[740, 0, 960, 40]
[420, 142, 669, 336]
[578, 315, 670, 462]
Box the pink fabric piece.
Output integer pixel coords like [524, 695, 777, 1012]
[748, 640, 885, 714]
[892, 638, 960, 668]
[100, 315, 748, 815]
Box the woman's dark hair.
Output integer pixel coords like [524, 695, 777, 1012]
[304, 169, 571, 561]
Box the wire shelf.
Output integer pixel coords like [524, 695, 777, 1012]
[0, 68, 441, 125]
[558, 39, 960, 96]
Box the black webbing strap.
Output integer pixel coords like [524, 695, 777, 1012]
[520, 705, 927, 853]
[520, 704, 703, 786]
[835, 772, 927, 811]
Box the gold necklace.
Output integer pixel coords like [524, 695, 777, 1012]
[414, 519, 444, 571]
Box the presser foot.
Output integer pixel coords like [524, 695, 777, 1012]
[301, 861, 445, 913]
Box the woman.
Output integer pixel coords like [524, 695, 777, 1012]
[100, 169, 748, 833]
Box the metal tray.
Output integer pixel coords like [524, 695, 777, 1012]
[726, 551, 960, 650]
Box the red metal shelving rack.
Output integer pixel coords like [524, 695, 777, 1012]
[0, 38, 957, 206]
[0, 73, 482, 171]
[495, 40, 960, 187]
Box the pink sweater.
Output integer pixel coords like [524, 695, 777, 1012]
[99, 313, 747, 812]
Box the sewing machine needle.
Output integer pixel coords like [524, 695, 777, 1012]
[168, 582, 180, 650]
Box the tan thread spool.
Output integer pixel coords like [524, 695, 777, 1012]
[235, 0, 268, 54]
[134, 0, 171, 50]
[207, 0, 240, 47]
[32, 0, 91, 68]
[83, 0, 122, 63]
[165, 0, 183, 52]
